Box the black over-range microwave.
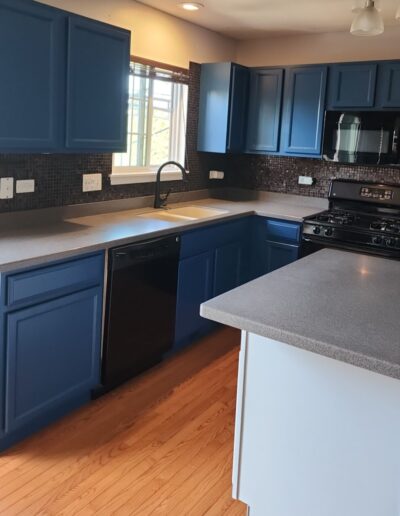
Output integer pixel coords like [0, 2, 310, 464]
[323, 111, 400, 166]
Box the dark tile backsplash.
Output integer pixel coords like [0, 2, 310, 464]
[225, 153, 400, 198]
[1, 59, 399, 213]
[0, 62, 226, 214]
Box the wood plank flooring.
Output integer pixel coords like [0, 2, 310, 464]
[0, 327, 247, 515]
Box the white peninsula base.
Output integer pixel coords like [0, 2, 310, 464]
[233, 332, 400, 516]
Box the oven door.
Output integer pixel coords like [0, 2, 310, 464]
[323, 111, 400, 166]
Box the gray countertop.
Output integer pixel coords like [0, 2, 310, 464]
[0, 191, 326, 272]
[201, 249, 400, 380]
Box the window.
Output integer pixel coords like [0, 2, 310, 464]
[111, 58, 189, 185]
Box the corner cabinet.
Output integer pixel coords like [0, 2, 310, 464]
[174, 218, 251, 351]
[198, 62, 249, 153]
[0, 252, 104, 451]
[246, 68, 284, 153]
[281, 65, 327, 156]
[0, 0, 130, 153]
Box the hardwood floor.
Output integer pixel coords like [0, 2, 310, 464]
[0, 327, 247, 515]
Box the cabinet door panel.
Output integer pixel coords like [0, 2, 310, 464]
[66, 16, 130, 151]
[246, 69, 283, 153]
[174, 252, 214, 350]
[266, 241, 299, 273]
[5, 287, 102, 432]
[214, 241, 243, 297]
[281, 66, 327, 156]
[329, 63, 377, 108]
[0, 0, 64, 151]
[198, 62, 232, 153]
[227, 65, 250, 153]
[379, 62, 400, 108]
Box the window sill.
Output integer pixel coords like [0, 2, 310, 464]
[110, 169, 183, 186]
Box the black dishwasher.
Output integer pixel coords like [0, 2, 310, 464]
[101, 235, 180, 391]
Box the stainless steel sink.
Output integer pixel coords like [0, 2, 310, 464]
[139, 206, 229, 222]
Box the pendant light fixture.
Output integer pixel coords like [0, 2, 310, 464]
[350, 0, 384, 36]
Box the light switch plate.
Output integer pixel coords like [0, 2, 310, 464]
[209, 170, 224, 180]
[83, 173, 102, 192]
[16, 179, 35, 194]
[0, 177, 14, 199]
[298, 176, 315, 186]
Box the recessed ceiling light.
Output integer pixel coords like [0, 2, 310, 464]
[179, 2, 204, 11]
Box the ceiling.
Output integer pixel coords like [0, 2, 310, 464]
[137, 0, 400, 39]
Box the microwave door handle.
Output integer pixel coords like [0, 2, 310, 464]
[392, 127, 399, 154]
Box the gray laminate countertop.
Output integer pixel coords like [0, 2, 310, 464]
[0, 191, 326, 272]
[201, 248, 400, 380]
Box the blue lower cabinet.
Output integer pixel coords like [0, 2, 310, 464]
[174, 251, 214, 351]
[214, 241, 243, 297]
[5, 287, 102, 435]
[265, 241, 300, 272]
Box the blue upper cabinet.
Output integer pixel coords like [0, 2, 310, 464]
[0, 0, 65, 152]
[328, 62, 377, 108]
[197, 62, 249, 153]
[246, 68, 284, 153]
[0, 0, 130, 153]
[65, 16, 130, 151]
[377, 61, 400, 108]
[281, 65, 327, 156]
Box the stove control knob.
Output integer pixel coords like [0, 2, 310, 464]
[313, 226, 321, 235]
[386, 238, 395, 247]
[372, 236, 382, 245]
[324, 228, 333, 237]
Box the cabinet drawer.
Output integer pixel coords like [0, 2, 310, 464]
[264, 219, 301, 244]
[5, 253, 104, 308]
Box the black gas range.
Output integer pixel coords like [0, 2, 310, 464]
[303, 179, 400, 258]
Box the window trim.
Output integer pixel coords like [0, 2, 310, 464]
[111, 56, 189, 186]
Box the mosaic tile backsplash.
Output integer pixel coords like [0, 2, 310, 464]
[1, 58, 400, 213]
[225, 153, 400, 199]
[0, 63, 226, 214]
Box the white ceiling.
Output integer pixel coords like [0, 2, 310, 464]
[137, 0, 400, 39]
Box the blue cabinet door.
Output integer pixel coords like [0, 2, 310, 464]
[65, 16, 130, 151]
[5, 287, 102, 433]
[378, 62, 400, 108]
[265, 241, 300, 273]
[328, 63, 377, 108]
[174, 251, 214, 350]
[246, 68, 283, 153]
[0, 0, 65, 152]
[213, 241, 243, 296]
[227, 65, 250, 153]
[0, 313, 4, 438]
[198, 62, 249, 153]
[281, 66, 327, 156]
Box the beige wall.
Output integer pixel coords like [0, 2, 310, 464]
[41, 0, 237, 68]
[236, 27, 400, 67]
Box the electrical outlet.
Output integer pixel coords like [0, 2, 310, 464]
[0, 178, 14, 199]
[298, 176, 315, 186]
[83, 173, 102, 192]
[209, 170, 224, 180]
[16, 179, 35, 194]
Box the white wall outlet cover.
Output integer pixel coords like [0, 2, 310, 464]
[0, 177, 14, 199]
[83, 173, 102, 192]
[16, 179, 35, 194]
[209, 170, 225, 180]
[298, 176, 315, 186]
